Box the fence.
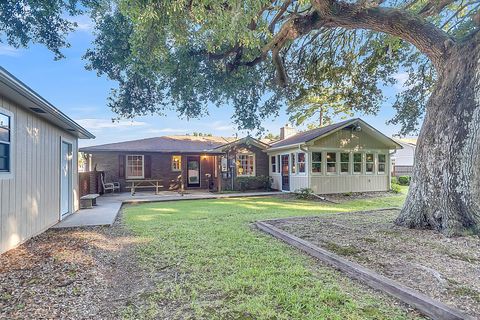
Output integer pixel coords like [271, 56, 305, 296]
[392, 165, 413, 177]
[79, 171, 104, 197]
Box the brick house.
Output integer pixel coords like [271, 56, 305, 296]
[80, 135, 271, 192]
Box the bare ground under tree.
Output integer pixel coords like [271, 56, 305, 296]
[268, 209, 480, 319]
[0, 215, 154, 320]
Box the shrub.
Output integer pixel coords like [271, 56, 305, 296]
[390, 183, 402, 194]
[236, 175, 272, 191]
[398, 176, 411, 186]
[295, 188, 315, 199]
[391, 176, 398, 184]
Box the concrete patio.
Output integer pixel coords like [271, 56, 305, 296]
[53, 190, 282, 228]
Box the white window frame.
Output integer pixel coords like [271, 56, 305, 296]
[126, 154, 145, 179]
[297, 152, 306, 174]
[171, 155, 182, 172]
[326, 151, 338, 175]
[0, 107, 13, 180]
[365, 152, 375, 174]
[339, 152, 350, 174]
[290, 153, 296, 174]
[353, 152, 363, 175]
[270, 155, 277, 174]
[311, 151, 322, 174]
[377, 153, 387, 174]
[236, 153, 255, 177]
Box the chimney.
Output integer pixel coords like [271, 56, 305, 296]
[280, 124, 297, 140]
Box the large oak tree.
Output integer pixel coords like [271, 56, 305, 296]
[2, 0, 479, 235]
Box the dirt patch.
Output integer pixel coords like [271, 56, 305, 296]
[0, 215, 153, 319]
[268, 209, 480, 318]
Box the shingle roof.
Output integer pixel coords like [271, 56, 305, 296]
[80, 135, 237, 153]
[269, 118, 357, 148]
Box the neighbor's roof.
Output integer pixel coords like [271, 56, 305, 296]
[80, 135, 237, 153]
[268, 118, 402, 150]
[0, 67, 94, 139]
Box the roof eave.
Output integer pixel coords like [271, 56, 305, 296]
[0, 67, 95, 139]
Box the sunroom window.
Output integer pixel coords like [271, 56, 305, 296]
[353, 153, 362, 174]
[326, 152, 337, 173]
[291, 153, 296, 174]
[0, 112, 11, 173]
[297, 152, 306, 173]
[366, 153, 374, 174]
[340, 153, 350, 173]
[271, 155, 276, 173]
[311, 152, 322, 173]
[378, 154, 386, 174]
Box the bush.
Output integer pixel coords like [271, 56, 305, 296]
[398, 176, 411, 186]
[236, 175, 272, 191]
[390, 183, 402, 194]
[294, 188, 315, 199]
[391, 176, 398, 184]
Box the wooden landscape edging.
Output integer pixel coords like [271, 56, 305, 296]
[255, 221, 473, 320]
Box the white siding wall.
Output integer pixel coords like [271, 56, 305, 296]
[0, 96, 79, 254]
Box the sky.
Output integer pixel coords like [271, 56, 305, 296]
[0, 15, 414, 148]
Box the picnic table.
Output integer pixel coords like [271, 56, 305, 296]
[126, 179, 164, 195]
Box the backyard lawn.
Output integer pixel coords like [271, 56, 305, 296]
[122, 188, 419, 319]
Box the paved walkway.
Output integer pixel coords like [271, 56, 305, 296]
[53, 191, 282, 228]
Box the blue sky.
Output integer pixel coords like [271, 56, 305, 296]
[0, 15, 413, 147]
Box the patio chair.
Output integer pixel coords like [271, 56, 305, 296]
[101, 174, 120, 193]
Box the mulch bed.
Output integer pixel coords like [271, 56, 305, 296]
[268, 209, 480, 319]
[0, 216, 152, 319]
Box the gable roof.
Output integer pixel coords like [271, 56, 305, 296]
[0, 67, 94, 139]
[214, 136, 270, 151]
[80, 135, 237, 153]
[268, 118, 402, 150]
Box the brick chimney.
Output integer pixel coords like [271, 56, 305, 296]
[280, 124, 297, 140]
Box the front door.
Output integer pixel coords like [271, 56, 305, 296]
[60, 140, 73, 218]
[187, 156, 201, 187]
[281, 154, 290, 191]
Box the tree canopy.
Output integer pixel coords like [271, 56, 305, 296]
[2, 0, 478, 134]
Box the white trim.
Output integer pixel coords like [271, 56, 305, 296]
[60, 136, 74, 220]
[171, 154, 182, 172]
[0, 106, 14, 180]
[126, 154, 145, 179]
[236, 153, 256, 177]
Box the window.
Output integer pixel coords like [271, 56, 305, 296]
[172, 155, 182, 171]
[311, 152, 322, 173]
[271, 155, 276, 173]
[0, 112, 11, 173]
[297, 152, 306, 173]
[326, 152, 337, 173]
[277, 155, 281, 173]
[291, 153, 296, 174]
[340, 153, 350, 174]
[378, 154, 386, 174]
[126, 155, 144, 178]
[366, 153, 374, 174]
[353, 153, 362, 174]
[237, 154, 255, 176]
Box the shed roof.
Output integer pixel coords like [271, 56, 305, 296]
[80, 135, 237, 153]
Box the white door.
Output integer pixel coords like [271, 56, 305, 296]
[60, 140, 72, 217]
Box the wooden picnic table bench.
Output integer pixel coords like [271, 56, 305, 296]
[80, 194, 100, 209]
[126, 179, 164, 195]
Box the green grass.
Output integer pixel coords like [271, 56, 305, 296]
[122, 189, 417, 319]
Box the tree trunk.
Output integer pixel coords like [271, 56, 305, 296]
[396, 33, 480, 236]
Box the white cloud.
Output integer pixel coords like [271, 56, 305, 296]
[210, 121, 235, 131]
[69, 15, 94, 32]
[75, 118, 148, 130]
[0, 44, 21, 57]
[393, 72, 411, 92]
